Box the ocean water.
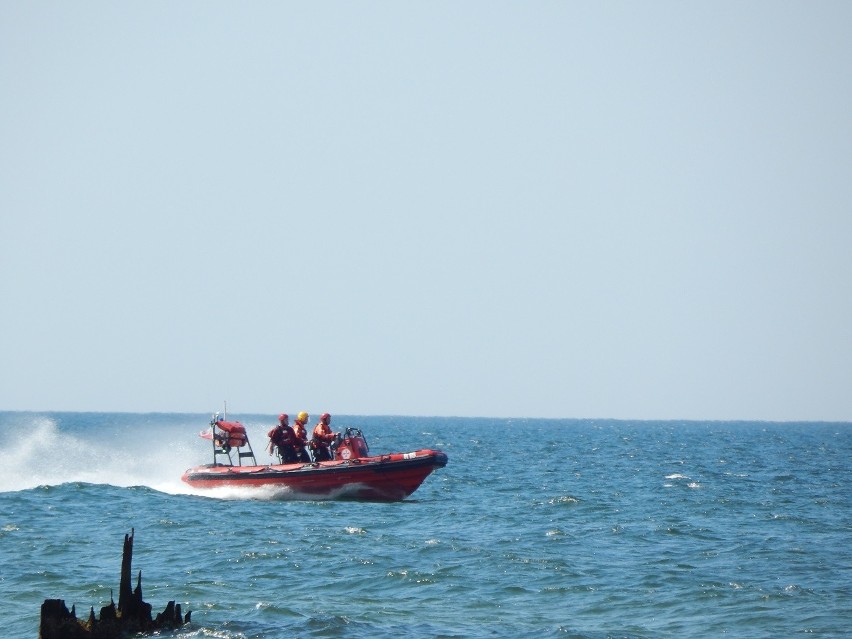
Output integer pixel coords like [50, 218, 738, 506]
[1, 412, 850, 638]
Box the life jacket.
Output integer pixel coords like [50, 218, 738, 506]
[293, 422, 308, 445]
[313, 423, 334, 447]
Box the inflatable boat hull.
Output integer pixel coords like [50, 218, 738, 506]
[181, 449, 447, 502]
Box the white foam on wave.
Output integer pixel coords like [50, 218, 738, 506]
[1, 414, 202, 495]
[182, 481, 369, 502]
[189, 483, 297, 501]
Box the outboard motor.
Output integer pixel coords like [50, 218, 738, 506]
[334, 427, 370, 461]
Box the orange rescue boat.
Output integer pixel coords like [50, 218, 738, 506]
[181, 416, 447, 502]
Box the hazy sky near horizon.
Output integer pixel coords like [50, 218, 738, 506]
[2, 2, 850, 421]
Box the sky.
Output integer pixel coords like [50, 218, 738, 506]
[1, 2, 851, 421]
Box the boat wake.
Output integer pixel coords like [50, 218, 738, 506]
[1, 414, 199, 495]
[185, 481, 372, 502]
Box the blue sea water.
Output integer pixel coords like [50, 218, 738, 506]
[0, 412, 850, 638]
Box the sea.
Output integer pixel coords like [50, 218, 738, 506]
[0, 412, 849, 639]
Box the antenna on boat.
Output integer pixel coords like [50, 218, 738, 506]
[223, 400, 227, 421]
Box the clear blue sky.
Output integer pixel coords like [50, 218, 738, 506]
[2, 2, 850, 420]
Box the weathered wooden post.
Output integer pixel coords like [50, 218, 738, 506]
[39, 529, 190, 638]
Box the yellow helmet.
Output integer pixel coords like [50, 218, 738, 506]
[297, 411, 309, 423]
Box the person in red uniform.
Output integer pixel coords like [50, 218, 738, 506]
[292, 411, 311, 463]
[268, 413, 298, 463]
[310, 413, 337, 462]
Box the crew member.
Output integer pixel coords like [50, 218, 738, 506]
[292, 411, 311, 463]
[268, 413, 298, 463]
[311, 413, 337, 462]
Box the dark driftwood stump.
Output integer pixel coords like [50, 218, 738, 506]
[39, 530, 190, 638]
